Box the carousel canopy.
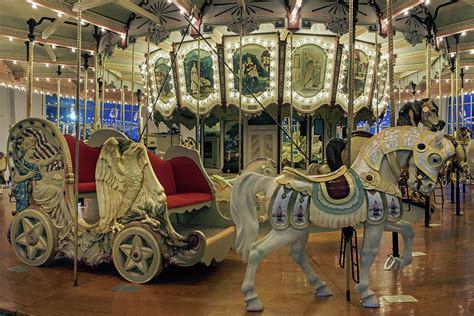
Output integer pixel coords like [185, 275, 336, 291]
[0, 0, 473, 116]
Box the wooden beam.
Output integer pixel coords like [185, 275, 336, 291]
[0, 53, 92, 68]
[389, 0, 424, 18]
[0, 25, 95, 52]
[44, 44, 57, 62]
[437, 17, 474, 38]
[27, 0, 125, 34]
[116, 0, 161, 25]
[172, 0, 194, 15]
[448, 41, 474, 54]
[73, 0, 115, 12]
[41, 15, 69, 39]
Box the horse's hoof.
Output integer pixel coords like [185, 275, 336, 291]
[361, 295, 380, 308]
[316, 284, 333, 297]
[246, 297, 264, 312]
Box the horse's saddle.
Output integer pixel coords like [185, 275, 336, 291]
[269, 166, 366, 228]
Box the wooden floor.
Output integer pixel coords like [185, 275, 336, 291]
[0, 186, 473, 315]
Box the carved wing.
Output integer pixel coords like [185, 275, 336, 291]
[96, 138, 144, 230]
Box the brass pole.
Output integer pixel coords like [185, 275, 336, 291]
[121, 81, 125, 132]
[451, 70, 455, 135]
[196, 37, 201, 154]
[83, 70, 88, 140]
[130, 43, 135, 138]
[27, 41, 34, 117]
[238, 8, 243, 174]
[438, 58, 442, 107]
[73, 0, 82, 287]
[145, 37, 150, 146]
[56, 77, 61, 127]
[93, 53, 100, 131]
[456, 40, 460, 133]
[426, 42, 431, 98]
[101, 55, 105, 126]
[375, 33, 379, 133]
[290, 33, 294, 168]
[346, 0, 355, 165]
[387, 0, 395, 128]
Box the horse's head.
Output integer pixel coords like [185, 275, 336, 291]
[420, 98, 445, 131]
[407, 130, 455, 195]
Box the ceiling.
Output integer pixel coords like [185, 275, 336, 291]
[0, 0, 473, 102]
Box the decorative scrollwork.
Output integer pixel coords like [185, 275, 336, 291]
[146, 25, 170, 45]
[227, 15, 259, 35]
[404, 29, 424, 47]
[325, 16, 349, 36]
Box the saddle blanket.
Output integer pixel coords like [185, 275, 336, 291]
[270, 168, 368, 229]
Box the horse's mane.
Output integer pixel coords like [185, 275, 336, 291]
[397, 98, 434, 127]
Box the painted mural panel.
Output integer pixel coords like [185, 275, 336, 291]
[232, 44, 271, 97]
[154, 57, 174, 103]
[183, 49, 214, 100]
[342, 49, 369, 98]
[292, 44, 327, 98]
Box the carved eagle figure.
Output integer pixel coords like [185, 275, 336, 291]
[95, 137, 166, 232]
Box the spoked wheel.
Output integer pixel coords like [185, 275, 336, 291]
[112, 225, 163, 283]
[10, 208, 58, 266]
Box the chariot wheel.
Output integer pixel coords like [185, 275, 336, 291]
[10, 208, 58, 266]
[112, 225, 163, 283]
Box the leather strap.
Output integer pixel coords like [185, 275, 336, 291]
[387, 152, 401, 178]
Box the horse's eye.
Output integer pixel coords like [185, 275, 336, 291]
[428, 154, 442, 167]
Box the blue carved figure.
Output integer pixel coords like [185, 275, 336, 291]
[12, 137, 41, 213]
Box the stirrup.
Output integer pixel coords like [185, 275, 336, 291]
[384, 254, 401, 271]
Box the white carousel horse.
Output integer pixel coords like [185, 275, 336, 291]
[211, 158, 277, 220]
[230, 125, 454, 311]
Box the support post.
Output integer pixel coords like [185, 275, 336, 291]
[56, 67, 62, 127]
[456, 161, 461, 216]
[424, 194, 430, 228]
[73, 0, 83, 287]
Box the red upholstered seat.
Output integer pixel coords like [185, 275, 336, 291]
[147, 151, 212, 210]
[147, 150, 177, 196]
[170, 157, 212, 194]
[64, 135, 101, 193]
[166, 192, 213, 209]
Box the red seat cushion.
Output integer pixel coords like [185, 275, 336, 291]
[78, 182, 96, 193]
[167, 193, 213, 210]
[170, 157, 211, 194]
[64, 135, 101, 190]
[147, 150, 177, 196]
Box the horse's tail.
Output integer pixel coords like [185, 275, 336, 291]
[326, 137, 346, 172]
[230, 172, 276, 262]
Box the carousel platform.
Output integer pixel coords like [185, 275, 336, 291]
[0, 186, 472, 315]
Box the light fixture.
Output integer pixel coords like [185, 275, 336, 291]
[13, 60, 17, 64]
[71, 47, 76, 53]
[101, 27, 105, 33]
[52, 44, 56, 49]
[403, 10, 409, 16]
[8, 37, 13, 42]
[46, 78, 50, 81]
[45, 63, 50, 68]
[461, 31, 466, 36]
[57, 12, 62, 18]
[32, 3, 37, 9]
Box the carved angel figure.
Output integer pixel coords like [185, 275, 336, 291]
[95, 137, 166, 232]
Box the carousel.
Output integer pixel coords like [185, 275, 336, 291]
[0, 0, 473, 314]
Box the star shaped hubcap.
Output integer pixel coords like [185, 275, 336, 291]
[119, 234, 153, 275]
[14, 217, 47, 260]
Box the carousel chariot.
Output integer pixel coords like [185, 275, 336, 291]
[7, 118, 235, 283]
